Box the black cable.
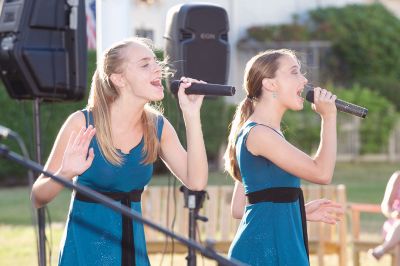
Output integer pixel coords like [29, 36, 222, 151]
[18, 101, 41, 262]
[169, 92, 186, 265]
[159, 174, 172, 266]
[170, 176, 177, 265]
[45, 206, 53, 265]
[158, 81, 182, 265]
[21, 102, 34, 159]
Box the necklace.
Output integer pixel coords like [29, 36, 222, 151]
[249, 121, 284, 138]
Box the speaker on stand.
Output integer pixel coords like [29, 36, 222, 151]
[164, 3, 229, 85]
[0, 0, 87, 101]
[164, 3, 230, 266]
[0, 1, 87, 265]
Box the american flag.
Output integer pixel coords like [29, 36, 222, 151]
[86, 0, 96, 50]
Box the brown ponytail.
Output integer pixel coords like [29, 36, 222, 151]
[224, 98, 254, 181]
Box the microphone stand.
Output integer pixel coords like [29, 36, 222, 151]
[180, 186, 208, 266]
[33, 98, 46, 266]
[0, 144, 246, 266]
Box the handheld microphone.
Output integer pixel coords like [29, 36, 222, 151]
[304, 84, 368, 118]
[170, 80, 235, 96]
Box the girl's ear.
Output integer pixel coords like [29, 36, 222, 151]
[262, 78, 277, 92]
[109, 73, 125, 89]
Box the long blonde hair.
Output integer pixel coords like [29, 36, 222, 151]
[224, 49, 297, 181]
[87, 37, 163, 165]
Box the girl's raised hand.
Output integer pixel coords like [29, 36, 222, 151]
[59, 125, 96, 180]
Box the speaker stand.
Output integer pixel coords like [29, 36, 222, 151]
[34, 98, 46, 266]
[180, 186, 208, 266]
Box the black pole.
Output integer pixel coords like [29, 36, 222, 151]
[0, 145, 246, 266]
[180, 186, 208, 266]
[33, 99, 46, 266]
[188, 208, 197, 266]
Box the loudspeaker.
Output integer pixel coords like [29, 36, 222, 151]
[0, 0, 87, 101]
[164, 3, 229, 85]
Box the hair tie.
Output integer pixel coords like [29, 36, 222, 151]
[246, 95, 253, 101]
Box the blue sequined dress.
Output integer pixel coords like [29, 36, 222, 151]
[58, 110, 164, 266]
[228, 122, 309, 266]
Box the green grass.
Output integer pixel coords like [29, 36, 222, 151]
[0, 225, 63, 266]
[330, 162, 397, 203]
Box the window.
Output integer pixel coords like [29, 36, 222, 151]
[135, 28, 154, 41]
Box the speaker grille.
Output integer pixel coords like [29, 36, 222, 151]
[0, 0, 87, 101]
[165, 4, 230, 85]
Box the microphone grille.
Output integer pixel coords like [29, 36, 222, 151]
[169, 80, 181, 94]
[304, 84, 314, 103]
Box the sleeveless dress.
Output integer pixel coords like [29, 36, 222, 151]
[58, 110, 164, 266]
[228, 122, 309, 266]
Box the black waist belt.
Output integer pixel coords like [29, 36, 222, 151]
[75, 189, 144, 266]
[246, 187, 309, 260]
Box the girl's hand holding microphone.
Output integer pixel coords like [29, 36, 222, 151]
[312, 87, 337, 118]
[177, 77, 205, 116]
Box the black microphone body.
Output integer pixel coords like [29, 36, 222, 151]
[170, 80, 235, 96]
[304, 85, 368, 118]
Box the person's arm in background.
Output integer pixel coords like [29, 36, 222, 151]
[231, 181, 247, 219]
[381, 171, 400, 218]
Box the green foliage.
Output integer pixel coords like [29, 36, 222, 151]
[245, 4, 400, 110]
[309, 4, 400, 84]
[247, 23, 310, 42]
[280, 84, 398, 155]
[282, 103, 320, 153]
[357, 75, 400, 111]
[332, 84, 398, 154]
[161, 91, 229, 161]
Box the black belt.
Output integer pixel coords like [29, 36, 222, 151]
[246, 187, 309, 260]
[75, 189, 144, 266]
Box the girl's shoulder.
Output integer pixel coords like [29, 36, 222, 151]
[65, 110, 87, 130]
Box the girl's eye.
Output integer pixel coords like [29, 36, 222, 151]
[142, 64, 149, 68]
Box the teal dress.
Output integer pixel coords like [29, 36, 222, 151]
[228, 122, 309, 266]
[58, 110, 164, 266]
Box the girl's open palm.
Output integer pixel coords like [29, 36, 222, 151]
[60, 125, 96, 179]
[306, 199, 344, 224]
